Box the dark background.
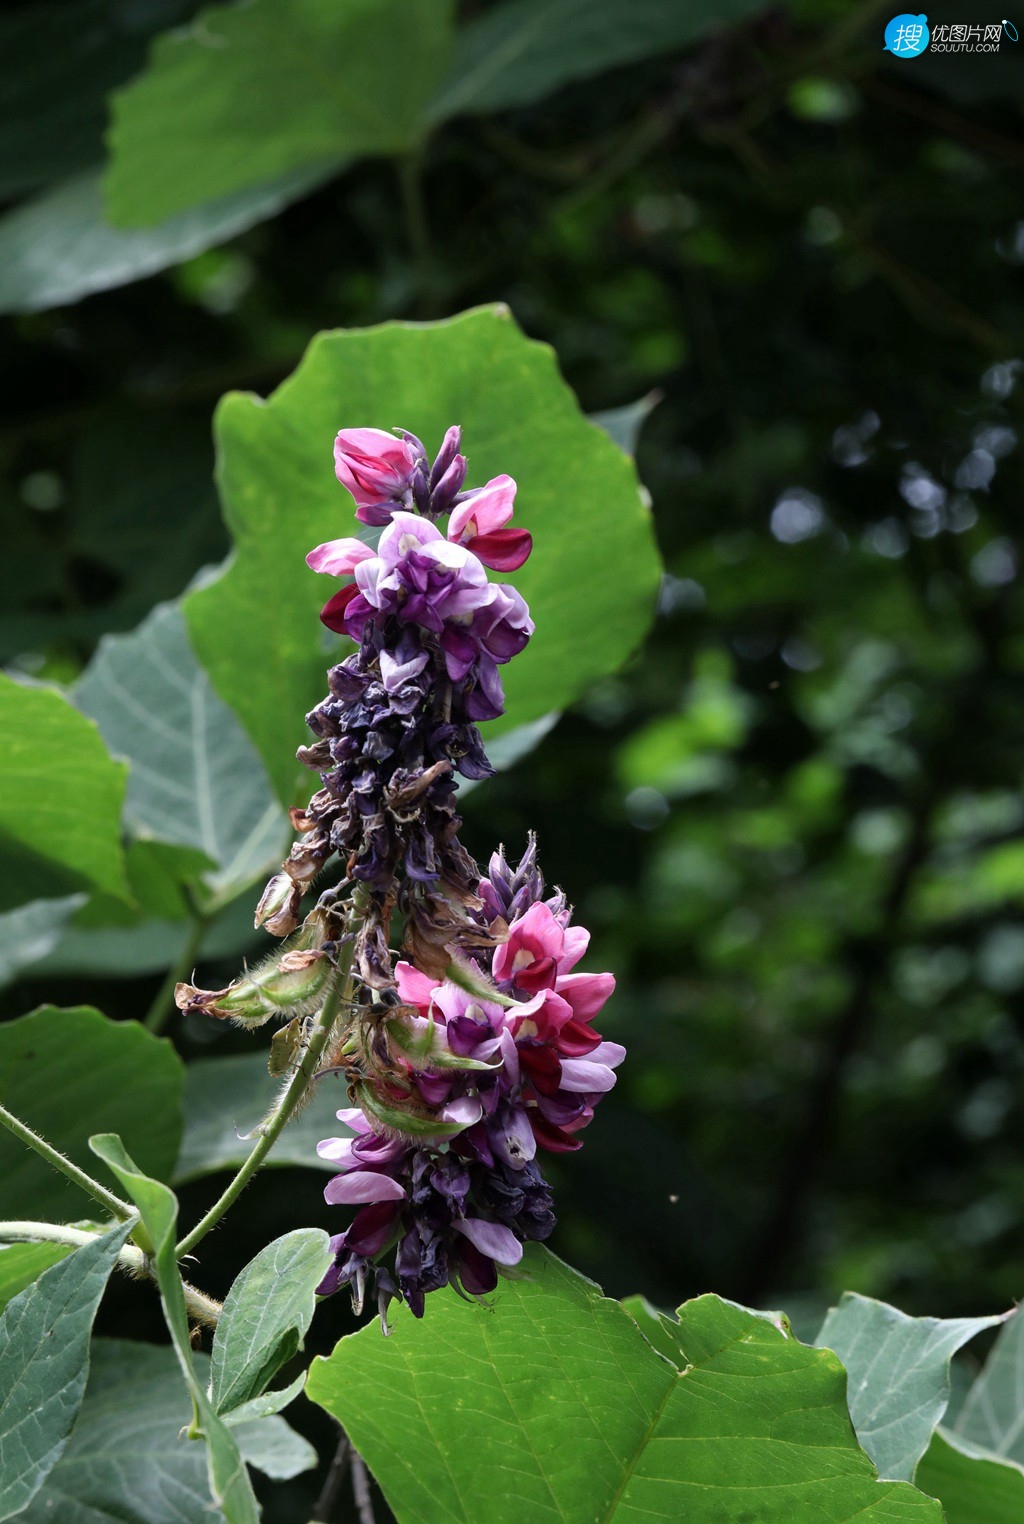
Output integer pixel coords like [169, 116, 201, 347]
[2, 1, 1024, 1515]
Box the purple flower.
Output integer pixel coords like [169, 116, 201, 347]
[252, 425, 622, 1329]
[308, 509, 534, 726]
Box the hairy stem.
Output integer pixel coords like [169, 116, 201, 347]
[175, 949, 354, 1259]
[0, 1103, 133, 1221]
[0, 1220, 222, 1328]
[144, 910, 211, 1034]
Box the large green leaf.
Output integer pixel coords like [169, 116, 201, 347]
[0, 1007, 183, 1222]
[0, 164, 335, 315]
[40, 891, 261, 980]
[88, 1135, 259, 1524]
[0, 0, 194, 200]
[306, 1246, 942, 1523]
[916, 1429, 1024, 1523]
[18, 1340, 312, 1523]
[173, 1053, 348, 1182]
[0, 894, 85, 990]
[0, 1220, 132, 1519]
[428, 0, 773, 120]
[0, 675, 128, 899]
[0, 1245, 70, 1316]
[954, 1307, 1024, 1462]
[210, 1228, 331, 1416]
[104, 0, 453, 228]
[815, 1291, 1009, 1481]
[185, 306, 660, 801]
[74, 602, 289, 906]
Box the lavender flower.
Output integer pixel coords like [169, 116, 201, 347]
[186, 422, 623, 1329]
[314, 836, 621, 1321]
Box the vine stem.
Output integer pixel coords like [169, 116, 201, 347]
[175, 947, 354, 1259]
[0, 1102, 134, 1221]
[310, 1425, 352, 1522]
[0, 1219, 222, 1328]
[351, 1451, 376, 1524]
[144, 910, 211, 1034]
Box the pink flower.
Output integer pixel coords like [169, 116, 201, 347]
[493, 901, 590, 994]
[395, 960, 439, 1014]
[447, 475, 532, 571]
[334, 428, 424, 525]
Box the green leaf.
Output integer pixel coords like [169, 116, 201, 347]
[0, 163, 337, 315]
[0, 1220, 132, 1518]
[219, 1373, 307, 1425]
[88, 1135, 259, 1524]
[0, 894, 86, 990]
[0, 1244, 70, 1315]
[74, 602, 289, 906]
[40, 891, 261, 980]
[105, 0, 454, 229]
[306, 1246, 942, 1523]
[232, 1413, 318, 1480]
[0, 675, 128, 899]
[185, 305, 661, 801]
[815, 1291, 1009, 1481]
[173, 1053, 348, 1182]
[591, 395, 660, 457]
[0, 1007, 183, 1222]
[954, 1306, 1024, 1462]
[0, 0, 192, 200]
[211, 1228, 331, 1416]
[18, 1339, 311, 1523]
[620, 1291, 685, 1364]
[17, 1340, 218, 1524]
[916, 1429, 1024, 1524]
[428, 0, 773, 120]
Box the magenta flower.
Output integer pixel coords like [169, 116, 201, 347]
[334, 427, 426, 526]
[448, 475, 532, 571]
[493, 900, 590, 993]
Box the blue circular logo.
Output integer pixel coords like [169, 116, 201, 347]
[884, 14, 931, 55]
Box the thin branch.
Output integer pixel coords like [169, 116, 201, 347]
[0, 1104, 134, 1222]
[310, 1425, 352, 1522]
[351, 1451, 376, 1524]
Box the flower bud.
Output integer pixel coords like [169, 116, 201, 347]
[255, 873, 302, 936]
[175, 945, 331, 1025]
[353, 1081, 467, 1140]
[385, 1010, 501, 1072]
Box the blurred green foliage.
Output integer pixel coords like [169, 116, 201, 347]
[2, 0, 1024, 1514]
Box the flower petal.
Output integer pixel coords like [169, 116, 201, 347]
[306, 537, 375, 576]
[448, 474, 517, 541]
[317, 1136, 356, 1165]
[557, 1055, 620, 1093]
[319, 582, 361, 633]
[554, 971, 615, 1019]
[395, 959, 440, 1013]
[454, 1216, 524, 1266]
[466, 528, 532, 571]
[441, 1094, 483, 1128]
[324, 1170, 406, 1205]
